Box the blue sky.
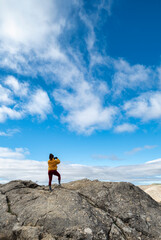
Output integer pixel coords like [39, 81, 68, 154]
[0, 0, 161, 185]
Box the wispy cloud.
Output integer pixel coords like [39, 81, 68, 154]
[0, 128, 20, 137]
[92, 154, 122, 161]
[0, 84, 14, 105]
[126, 145, 157, 155]
[79, 11, 95, 52]
[124, 92, 161, 121]
[114, 123, 138, 133]
[144, 145, 157, 149]
[112, 59, 154, 97]
[98, 0, 114, 16]
[5, 76, 29, 97]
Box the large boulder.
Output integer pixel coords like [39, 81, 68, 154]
[0, 179, 161, 240]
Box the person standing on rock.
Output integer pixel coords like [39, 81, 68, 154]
[48, 153, 61, 191]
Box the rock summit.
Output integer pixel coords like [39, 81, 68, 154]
[0, 179, 161, 240]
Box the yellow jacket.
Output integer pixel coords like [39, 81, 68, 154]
[48, 158, 60, 171]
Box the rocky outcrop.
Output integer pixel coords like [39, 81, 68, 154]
[0, 179, 161, 240]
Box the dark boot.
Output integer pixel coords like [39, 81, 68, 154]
[49, 185, 52, 192]
[58, 180, 61, 186]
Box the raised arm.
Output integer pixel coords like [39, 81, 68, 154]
[55, 158, 60, 164]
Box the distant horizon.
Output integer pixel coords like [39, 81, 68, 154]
[2, 177, 161, 187]
[0, 0, 161, 185]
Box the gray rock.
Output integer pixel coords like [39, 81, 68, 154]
[0, 179, 161, 240]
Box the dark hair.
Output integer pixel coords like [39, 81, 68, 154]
[49, 153, 54, 160]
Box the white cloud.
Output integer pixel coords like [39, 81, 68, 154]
[0, 128, 20, 137]
[92, 154, 122, 161]
[0, 147, 29, 159]
[114, 123, 138, 133]
[157, 66, 161, 88]
[0, 84, 14, 105]
[53, 79, 118, 134]
[47, 24, 116, 135]
[0, 147, 47, 183]
[126, 147, 142, 155]
[5, 75, 29, 97]
[26, 89, 52, 120]
[79, 4, 111, 69]
[79, 11, 95, 52]
[59, 158, 161, 184]
[62, 104, 117, 135]
[126, 145, 157, 155]
[0, 157, 48, 184]
[0, 147, 161, 185]
[0, 0, 65, 48]
[112, 59, 154, 96]
[144, 145, 157, 150]
[0, 75, 53, 122]
[0, 0, 70, 75]
[97, 0, 114, 16]
[0, 106, 23, 122]
[146, 158, 161, 164]
[106, 0, 114, 16]
[124, 92, 161, 121]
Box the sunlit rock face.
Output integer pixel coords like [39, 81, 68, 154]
[0, 179, 161, 240]
[139, 184, 161, 203]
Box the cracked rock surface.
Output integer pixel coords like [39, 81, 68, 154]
[0, 179, 161, 240]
